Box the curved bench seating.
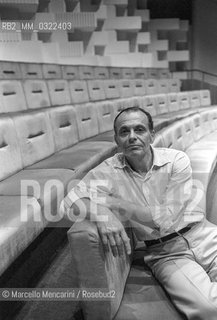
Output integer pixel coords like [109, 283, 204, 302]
[0, 61, 215, 318]
[0, 84, 214, 273]
[67, 108, 217, 320]
[155, 110, 217, 215]
[0, 62, 173, 82]
[0, 78, 181, 115]
[0, 84, 215, 320]
[87, 89, 215, 142]
[0, 87, 215, 277]
[0, 196, 43, 275]
[0, 106, 116, 277]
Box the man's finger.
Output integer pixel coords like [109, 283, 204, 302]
[120, 230, 131, 255]
[107, 233, 118, 257]
[114, 233, 124, 256]
[98, 227, 109, 252]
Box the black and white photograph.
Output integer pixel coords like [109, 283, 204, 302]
[0, 1, 217, 319]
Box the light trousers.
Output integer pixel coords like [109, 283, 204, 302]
[143, 219, 217, 320]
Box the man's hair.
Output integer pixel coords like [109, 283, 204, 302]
[113, 106, 154, 134]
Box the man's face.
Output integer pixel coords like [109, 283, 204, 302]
[114, 111, 155, 159]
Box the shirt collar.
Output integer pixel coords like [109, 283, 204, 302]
[113, 146, 171, 170]
[151, 146, 171, 168]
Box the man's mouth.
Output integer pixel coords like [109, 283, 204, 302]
[127, 145, 141, 149]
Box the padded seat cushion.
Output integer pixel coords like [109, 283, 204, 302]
[75, 103, 99, 140]
[179, 129, 217, 212]
[103, 80, 120, 99]
[114, 98, 137, 111]
[94, 101, 115, 133]
[187, 131, 217, 149]
[23, 80, 50, 109]
[177, 92, 190, 110]
[145, 79, 158, 95]
[169, 79, 181, 93]
[119, 80, 134, 98]
[47, 80, 71, 106]
[132, 79, 146, 96]
[155, 94, 169, 115]
[115, 251, 183, 320]
[48, 106, 79, 152]
[186, 149, 217, 194]
[0, 168, 74, 196]
[153, 109, 199, 135]
[167, 93, 179, 112]
[0, 80, 27, 113]
[186, 148, 217, 173]
[157, 79, 169, 94]
[189, 91, 201, 108]
[87, 80, 106, 101]
[200, 90, 211, 107]
[0, 169, 75, 224]
[12, 111, 55, 167]
[0, 116, 23, 181]
[69, 80, 89, 104]
[86, 131, 114, 142]
[26, 141, 116, 171]
[155, 108, 197, 120]
[84, 109, 204, 144]
[0, 196, 43, 275]
[186, 133, 217, 191]
[142, 95, 157, 116]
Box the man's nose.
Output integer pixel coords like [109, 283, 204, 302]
[129, 129, 137, 141]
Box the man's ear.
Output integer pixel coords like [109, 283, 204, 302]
[150, 130, 155, 143]
[114, 134, 118, 145]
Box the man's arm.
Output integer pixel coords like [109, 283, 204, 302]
[61, 197, 131, 257]
[97, 194, 155, 227]
[93, 151, 198, 235]
[150, 151, 194, 233]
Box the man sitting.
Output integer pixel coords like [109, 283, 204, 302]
[61, 106, 217, 320]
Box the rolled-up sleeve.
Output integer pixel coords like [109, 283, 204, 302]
[60, 163, 115, 215]
[151, 151, 198, 234]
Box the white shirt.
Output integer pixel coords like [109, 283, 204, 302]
[61, 147, 204, 240]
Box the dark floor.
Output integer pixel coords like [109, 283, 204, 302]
[12, 242, 80, 320]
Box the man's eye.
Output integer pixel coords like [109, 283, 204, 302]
[135, 127, 145, 132]
[119, 129, 128, 135]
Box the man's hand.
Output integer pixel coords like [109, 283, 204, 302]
[60, 197, 131, 257]
[96, 209, 131, 257]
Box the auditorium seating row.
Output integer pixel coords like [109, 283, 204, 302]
[68, 107, 217, 320]
[0, 88, 214, 277]
[0, 104, 116, 276]
[0, 84, 208, 122]
[136, 89, 211, 118]
[0, 78, 181, 114]
[0, 62, 171, 80]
